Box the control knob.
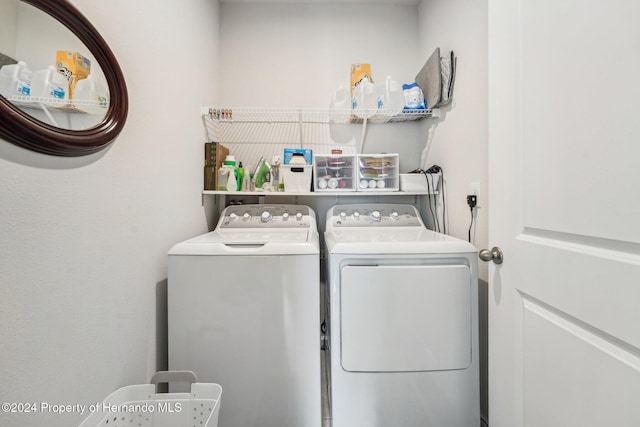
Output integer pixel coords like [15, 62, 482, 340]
[282, 212, 290, 221]
[260, 211, 273, 222]
[295, 212, 303, 221]
[370, 210, 382, 222]
[242, 212, 251, 221]
[390, 211, 399, 220]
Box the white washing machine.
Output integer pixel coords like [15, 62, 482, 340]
[325, 203, 479, 427]
[168, 204, 321, 427]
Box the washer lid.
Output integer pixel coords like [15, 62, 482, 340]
[169, 229, 319, 255]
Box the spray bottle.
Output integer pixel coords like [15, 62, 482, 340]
[271, 156, 282, 192]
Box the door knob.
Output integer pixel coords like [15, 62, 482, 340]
[479, 247, 503, 264]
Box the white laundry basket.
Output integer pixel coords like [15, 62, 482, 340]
[79, 371, 222, 427]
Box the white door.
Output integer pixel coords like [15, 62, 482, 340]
[488, 0, 640, 426]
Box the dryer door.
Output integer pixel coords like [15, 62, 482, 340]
[340, 264, 472, 372]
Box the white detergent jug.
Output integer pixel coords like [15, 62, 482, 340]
[0, 61, 32, 98]
[226, 167, 238, 191]
[31, 66, 69, 101]
[329, 85, 351, 123]
[217, 155, 239, 191]
[382, 75, 405, 115]
[352, 76, 377, 119]
[73, 74, 109, 109]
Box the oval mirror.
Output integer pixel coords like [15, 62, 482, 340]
[0, 0, 128, 156]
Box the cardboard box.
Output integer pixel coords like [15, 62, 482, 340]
[350, 63, 373, 98]
[204, 142, 229, 190]
[56, 51, 91, 98]
[350, 64, 374, 122]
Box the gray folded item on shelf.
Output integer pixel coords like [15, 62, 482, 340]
[440, 50, 457, 106]
[0, 52, 18, 68]
[415, 48, 457, 109]
[415, 47, 441, 109]
[448, 51, 457, 100]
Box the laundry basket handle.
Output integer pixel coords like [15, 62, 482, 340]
[150, 370, 197, 392]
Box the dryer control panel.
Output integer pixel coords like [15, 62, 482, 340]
[219, 204, 313, 228]
[328, 204, 424, 227]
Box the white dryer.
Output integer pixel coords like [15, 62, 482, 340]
[168, 204, 321, 427]
[325, 203, 479, 427]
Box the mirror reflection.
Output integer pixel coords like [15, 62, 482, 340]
[0, 0, 109, 131]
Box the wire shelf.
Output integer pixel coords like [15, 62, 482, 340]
[200, 106, 439, 175]
[202, 106, 436, 125]
[7, 95, 109, 114]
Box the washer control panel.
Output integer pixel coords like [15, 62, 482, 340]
[220, 204, 312, 228]
[329, 204, 424, 227]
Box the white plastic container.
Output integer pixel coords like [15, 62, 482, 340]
[352, 76, 377, 119]
[30, 65, 69, 101]
[329, 85, 351, 123]
[313, 154, 357, 191]
[381, 76, 405, 115]
[0, 61, 32, 98]
[356, 153, 399, 191]
[217, 155, 239, 191]
[73, 74, 109, 108]
[399, 173, 440, 192]
[282, 164, 312, 192]
[78, 371, 222, 427]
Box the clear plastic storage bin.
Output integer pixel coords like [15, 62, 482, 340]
[356, 154, 399, 191]
[313, 154, 357, 191]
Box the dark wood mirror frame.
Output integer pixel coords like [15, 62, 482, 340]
[0, 0, 128, 157]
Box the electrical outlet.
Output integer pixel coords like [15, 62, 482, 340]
[470, 182, 481, 206]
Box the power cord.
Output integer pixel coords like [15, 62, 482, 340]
[439, 169, 447, 234]
[467, 194, 477, 242]
[410, 165, 446, 233]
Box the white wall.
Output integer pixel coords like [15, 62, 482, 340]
[418, 0, 489, 422]
[0, 1, 219, 426]
[418, 0, 489, 277]
[219, 3, 421, 108]
[0, 0, 18, 58]
[218, 2, 426, 175]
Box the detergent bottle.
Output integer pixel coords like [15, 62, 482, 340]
[0, 61, 32, 98]
[352, 76, 377, 119]
[31, 66, 69, 101]
[383, 75, 405, 114]
[73, 74, 109, 108]
[237, 162, 245, 191]
[218, 155, 239, 191]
